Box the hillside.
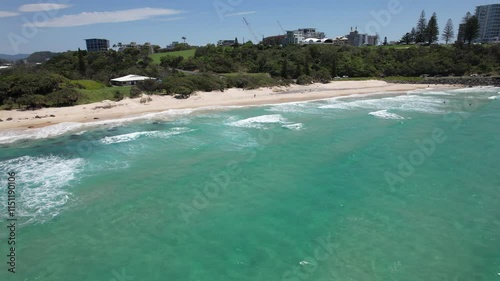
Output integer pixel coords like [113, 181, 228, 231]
[0, 53, 30, 61]
[27, 51, 59, 63]
[149, 49, 196, 64]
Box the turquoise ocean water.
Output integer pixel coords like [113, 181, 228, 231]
[0, 87, 499, 281]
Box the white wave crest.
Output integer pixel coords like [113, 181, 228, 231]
[282, 123, 304, 131]
[369, 110, 405, 120]
[0, 155, 85, 225]
[0, 122, 85, 144]
[450, 86, 498, 93]
[267, 102, 320, 114]
[319, 94, 448, 114]
[100, 127, 193, 145]
[229, 114, 287, 129]
[0, 108, 198, 145]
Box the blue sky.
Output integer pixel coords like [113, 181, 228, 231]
[0, 0, 494, 54]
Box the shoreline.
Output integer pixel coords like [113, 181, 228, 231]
[0, 80, 459, 132]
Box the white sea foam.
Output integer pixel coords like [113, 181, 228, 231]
[73, 130, 87, 136]
[0, 155, 85, 225]
[86, 159, 131, 174]
[267, 102, 320, 114]
[100, 131, 160, 145]
[229, 114, 287, 129]
[282, 123, 304, 131]
[219, 130, 258, 151]
[100, 127, 193, 145]
[319, 94, 448, 114]
[451, 86, 499, 94]
[488, 96, 498, 100]
[0, 108, 199, 145]
[421, 91, 455, 96]
[0, 122, 85, 144]
[369, 110, 405, 120]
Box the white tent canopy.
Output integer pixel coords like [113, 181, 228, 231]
[110, 74, 156, 85]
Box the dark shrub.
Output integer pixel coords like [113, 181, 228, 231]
[130, 86, 142, 98]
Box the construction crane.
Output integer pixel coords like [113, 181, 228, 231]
[243, 17, 259, 43]
[277, 21, 285, 34]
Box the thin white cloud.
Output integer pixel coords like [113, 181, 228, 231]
[24, 7, 183, 28]
[155, 16, 186, 22]
[226, 11, 257, 17]
[19, 3, 72, 12]
[0, 11, 20, 18]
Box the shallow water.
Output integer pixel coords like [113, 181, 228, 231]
[0, 87, 499, 281]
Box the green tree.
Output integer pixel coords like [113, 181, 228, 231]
[47, 88, 81, 107]
[77, 48, 86, 76]
[464, 15, 480, 44]
[331, 56, 338, 77]
[410, 28, 417, 43]
[281, 59, 289, 79]
[401, 33, 411, 45]
[415, 10, 427, 43]
[442, 19, 455, 44]
[113, 90, 124, 101]
[425, 12, 439, 45]
[17, 94, 47, 109]
[130, 86, 142, 98]
[160, 56, 184, 69]
[294, 63, 303, 78]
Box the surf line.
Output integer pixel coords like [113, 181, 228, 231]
[6, 172, 17, 274]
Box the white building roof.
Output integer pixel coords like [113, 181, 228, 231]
[110, 74, 155, 82]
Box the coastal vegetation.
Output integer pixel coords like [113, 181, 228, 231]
[1, 42, 499, 110]
[149, 49, 196, 64]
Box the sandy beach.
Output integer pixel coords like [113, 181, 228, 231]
[0, 80, 456, 131]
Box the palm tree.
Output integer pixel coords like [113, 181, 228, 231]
[182, 36, 187, 43]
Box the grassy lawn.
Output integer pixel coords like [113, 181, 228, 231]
[76, 86, 131, 104]
[69, 80, 107, 90]
[149, 49, 196, 64]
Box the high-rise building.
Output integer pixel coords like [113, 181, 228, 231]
[346, 27, 379, 46]
[475, 4, 500, 43]
[457, 23, 466, 43]
[262, 35, 286, 46]
[85, 38, 109, 52]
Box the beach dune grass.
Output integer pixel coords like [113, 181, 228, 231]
[381, 76, 425, 82]
[221, 73, 282, 89]
[149, 49, 196, 64]
[69, 80, 107, 90]
[76, 86, 131, 105]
